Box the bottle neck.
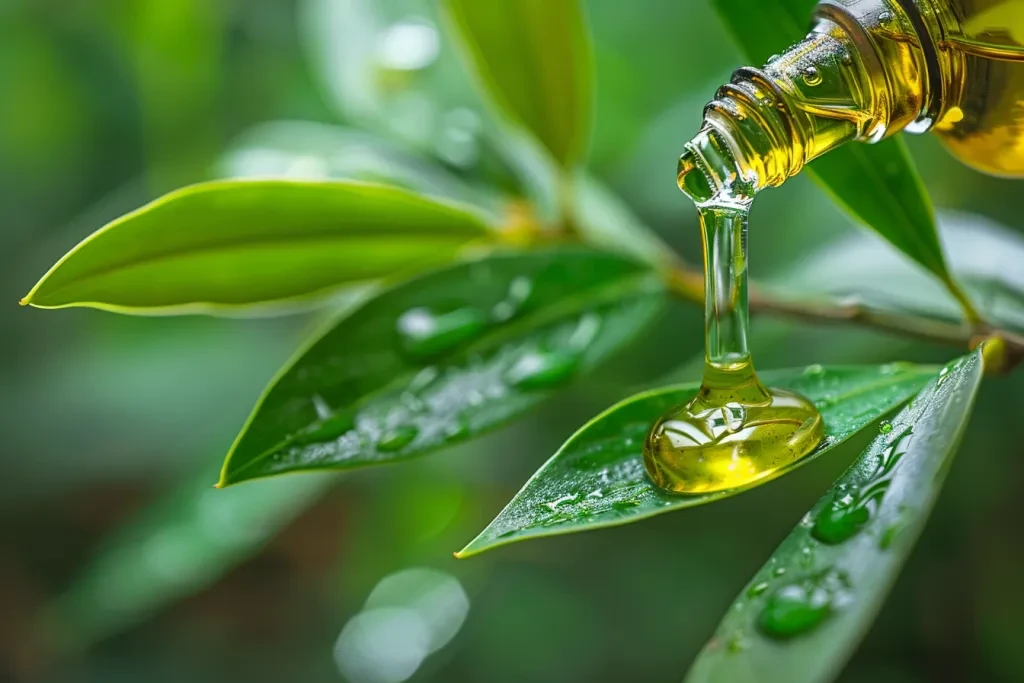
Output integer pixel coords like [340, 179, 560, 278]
[681, 0, 948, 198]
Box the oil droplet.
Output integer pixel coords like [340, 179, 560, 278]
[396, 307, 487, 359]
[759, 571, 849, 639]
[802, 66, 822, 86]
[377, 424, 419, 452]
[643, 358, 824, 494]
[504, 349, 579, 390]
[879, 420, 893, 434]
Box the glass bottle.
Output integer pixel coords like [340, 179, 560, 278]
[679, 0, 1024, 196]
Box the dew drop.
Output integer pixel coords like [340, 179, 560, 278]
[879, 420, 893, 434]
[377, 424, 419, 452]
[747, 581, 770, 597]
[726, 631, 748, 653]
[879, 521, 904, 549]
[772, 566, 787, 578]
[444, 417, 471, 440]
[504, 349, 580, 390]
[542, 493, 578, 511]
[396, 307, 487, 359]
[491, 276, 534, 322]
[803, 364, 825, 377]
[294, 413, 355, 446]
[759, 570, 849, 639]
[812, 488, 871, 545]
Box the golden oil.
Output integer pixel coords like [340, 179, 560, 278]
[645, 0, 1024, 495]
[644, 140, 824, 495]
[677, 0, 1024, 191]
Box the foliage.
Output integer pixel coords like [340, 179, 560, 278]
[15, 0, 1024, 680]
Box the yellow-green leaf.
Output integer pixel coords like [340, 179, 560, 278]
[22, 180, 492, 315]
[442, 0, 594, 168]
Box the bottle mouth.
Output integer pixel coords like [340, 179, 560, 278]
[677, 127, 757, 207]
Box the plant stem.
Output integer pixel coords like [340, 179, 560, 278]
[556, 169, 580, 237]
[665, 261, 1024, 373]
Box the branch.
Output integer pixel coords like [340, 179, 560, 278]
[665, 263, 1024, 374]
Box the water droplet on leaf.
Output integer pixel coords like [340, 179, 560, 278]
[378, 425, 419, 452]
[759, 571, 849, 639]
[504, 349, 580, 390]
[397, 307, 487, 359]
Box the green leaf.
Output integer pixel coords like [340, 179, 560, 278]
[570, 173, 675, 270]
[684, 349, 984, 683]
[21, 180, 492, 315]
[47, 465, 334, 647]
[441, 0, 594, 168]
[457, 363, 937, 558]
[776, 210, 1024, 332]
[219, 120, 505, 220]
[219, 247, 666, 487]
[709, 0, 969, 315]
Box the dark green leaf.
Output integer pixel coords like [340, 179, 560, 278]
[442, 0, 594, 168]
[219, 247, 666, 487]
[48, 466, 334, 647]
[710, 0, 956, 295]
[21, 180, 492, 314]
[457, 363, 936, 557]
[776, 210, 1024, 332]
[685, 349, 984, 683]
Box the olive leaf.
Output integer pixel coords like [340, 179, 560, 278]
[685, 349, 984, 683]
[219, 247, 666, 487]
[457, 363, 937, 557]
[776, 210, 1024, 333]
[441, 0, 594, 168]
[21, 180, 491, 315]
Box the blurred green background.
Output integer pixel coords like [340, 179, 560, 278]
[3, 0, 1023, 681]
